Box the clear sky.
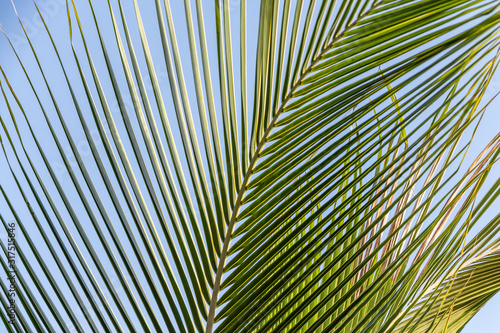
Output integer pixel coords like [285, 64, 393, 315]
[0, 0, 499, 332]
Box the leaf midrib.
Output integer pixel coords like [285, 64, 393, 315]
[205, 2, 384, 332]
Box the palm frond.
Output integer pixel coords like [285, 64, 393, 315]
[1, 0, 500, 332]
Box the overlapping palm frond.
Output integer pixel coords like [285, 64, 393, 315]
[1, 0, 500, 332]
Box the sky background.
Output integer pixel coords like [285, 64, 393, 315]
[0, 0, 499, 331]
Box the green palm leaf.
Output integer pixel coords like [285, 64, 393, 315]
[1, 0, 500, 332]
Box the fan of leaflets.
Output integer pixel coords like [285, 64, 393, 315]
[1, 0, 500, 332]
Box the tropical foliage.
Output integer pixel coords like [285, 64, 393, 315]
[1, 0, 500, 332]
